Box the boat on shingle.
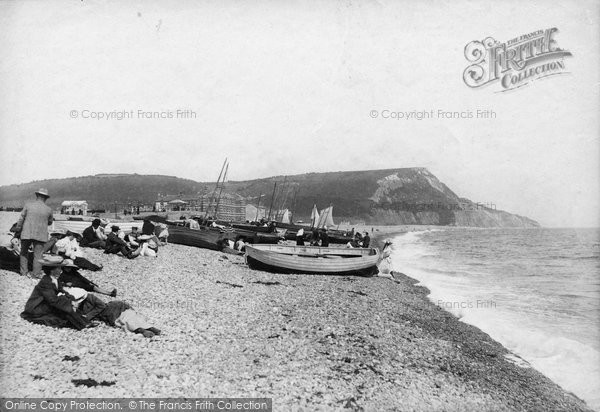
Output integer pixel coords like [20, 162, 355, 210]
[166, 224, 228, 251]
[245, 244, 380, 276]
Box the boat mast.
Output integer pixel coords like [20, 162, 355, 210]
[213, 161, 229, 220]
[274, 176, 288, 221]
[204, 158, 227, 221]
[254, 194, 263, 222]
[267, 182, 277, 221]
[290, 187, 298, 223]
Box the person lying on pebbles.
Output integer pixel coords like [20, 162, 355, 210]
[20, 258, 101, 330]
[96, 300, 162, 338]
[76, 296, 162, 338]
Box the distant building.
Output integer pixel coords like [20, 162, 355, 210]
[61, 200, 88, 215]
[155, 193, 247, 221]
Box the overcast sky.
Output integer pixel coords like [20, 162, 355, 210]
[0, 0, 598, 227]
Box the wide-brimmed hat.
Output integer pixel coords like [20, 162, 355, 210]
[50, 229, 66, 237]
[384, 239, 393, 245]
[63, 286, 88, 304]
[35, 188, 50, 198]
[111, 225, 120, 232]
[38, 256, 77, 267]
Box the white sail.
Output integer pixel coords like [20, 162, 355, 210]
[310, 204, 319, 227]
[316, 206, 335, 228]
[281, 209, 291, 224]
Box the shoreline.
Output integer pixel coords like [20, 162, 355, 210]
[370, 229, 594, 411]
[0, 238, 591, 410]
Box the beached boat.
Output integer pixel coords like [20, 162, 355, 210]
[327, 230, 355, 244]
[192, 219, 281, 244]
[245, 244, 380, 276]
[166, 224, 228, 251]
[231, 222, 273, 233]
[230, 227, 282, 244]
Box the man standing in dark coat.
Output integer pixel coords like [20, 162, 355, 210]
[15, 188, 54, 278]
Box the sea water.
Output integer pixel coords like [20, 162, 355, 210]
[390, 228, 600, 410]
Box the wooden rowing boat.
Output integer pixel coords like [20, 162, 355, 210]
[245, 244, 380, 276]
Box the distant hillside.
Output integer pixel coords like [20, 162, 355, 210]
[0, 169, 539, 227]
[226, 168, 539, 227]
[0, 174, 206, 211]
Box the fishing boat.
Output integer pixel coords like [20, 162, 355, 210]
[230, 222, 273, 233]
[279, 205, 353, 244]
[230, 227, 282, 244]
[245, 244, 380, 276]
[166, 224, 228, 251]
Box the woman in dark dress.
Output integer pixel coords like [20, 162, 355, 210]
[21, 258, 99, 330]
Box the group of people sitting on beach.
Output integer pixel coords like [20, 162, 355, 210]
[294, 227, 371, 249]
[295, 227, 331, 247]
[21, 256, 161, 337]
[81, 218, 167, 259]
[0, 188, 163, 337]
[347, 231, 371, 248]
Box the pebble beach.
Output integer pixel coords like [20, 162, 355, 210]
[0, 216, 592, 411]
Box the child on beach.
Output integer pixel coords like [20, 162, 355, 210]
[377, 239, 398, 281]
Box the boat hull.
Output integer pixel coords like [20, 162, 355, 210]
[245, 244, 379, 276]
[167, 225, 225, 251]
[230, 228, 281, 244]
[231, 223, 272, 233]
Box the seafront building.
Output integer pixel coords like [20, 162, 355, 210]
[60, 200, 88, 215]
[154, 193, 247, 221]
